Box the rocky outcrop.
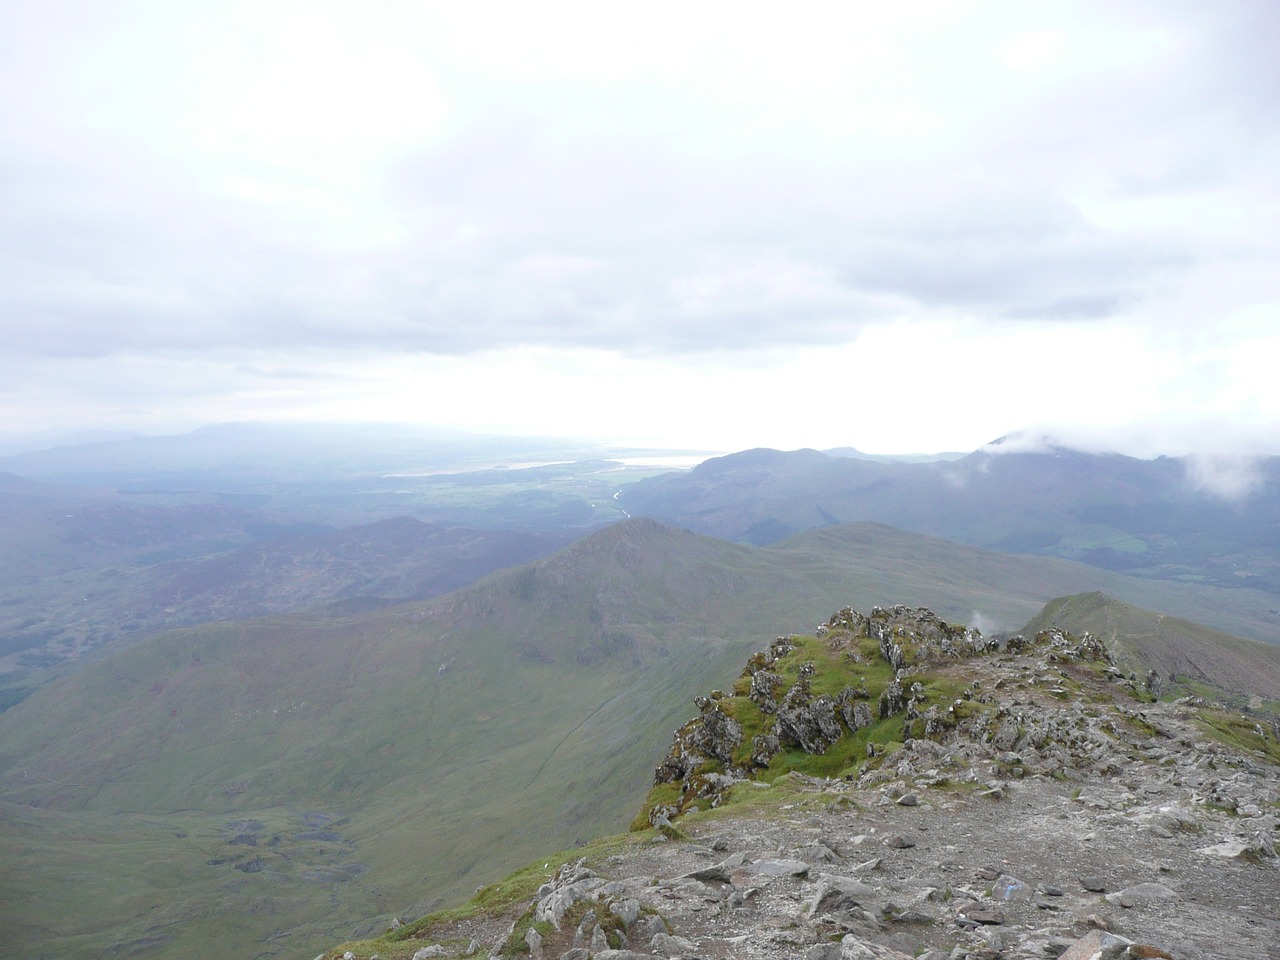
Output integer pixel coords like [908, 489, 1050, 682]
[643, 605, 1139, 827]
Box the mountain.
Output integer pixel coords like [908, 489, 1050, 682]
[1022, 591, 1280, 702]
[618, 446, 1280, 596]
[326, 604, 1280, 960]
[3, 519, 1279, 960]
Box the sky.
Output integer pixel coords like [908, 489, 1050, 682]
[2, 0, 1278, 455]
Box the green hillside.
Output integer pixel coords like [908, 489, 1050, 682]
[1022, 591, 1280, 702]
[2, 519, 1277, 960]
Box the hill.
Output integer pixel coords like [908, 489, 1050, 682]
[1022, 591, 1280, 702]
[2, 520, 1278, 959]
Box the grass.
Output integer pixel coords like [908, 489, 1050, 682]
[1194, 710, 1280, 765]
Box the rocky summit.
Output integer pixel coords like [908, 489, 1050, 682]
[320, 606, 1280, 960]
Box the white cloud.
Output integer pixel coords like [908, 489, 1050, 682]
[0, 1, 1277, 452]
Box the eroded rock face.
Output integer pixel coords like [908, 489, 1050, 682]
[749, 670, 783, 714]
[689, 695, 742, 765]
[654, 692, 743, 788]
[776, 692, 843, 754]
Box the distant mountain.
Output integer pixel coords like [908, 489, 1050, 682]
[2, 517, 1276, 960]
[619, 446, 1280, 596]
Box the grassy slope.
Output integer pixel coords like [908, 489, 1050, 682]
[2, 519, 1277, 960]
[1022, 591, 1280, 701]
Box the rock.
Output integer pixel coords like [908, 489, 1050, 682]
[884, 835, 915, 849]
[801, 839, 841, 862]
[896, 793, 920, 807]
[1105, 882, 1176, 908]
[1125, 946, 1173, 959]
[590, 925, 610, 952]
[805, 873, 881, 918]
[411, 947, 446, 960]
[1079, 875, 1107, 892]
[678, 862, 731, 882]
[747, 858, 810, 877]
[992, 873, 1031, 901]
[727, 885, 762, 908]
[690, 699, 743, 763]
[750, 670, 783, 713]
[533, 859, 604, 929]
[807, 935, 915, 959]
[1198, 837, 1273, 860]
[631, 912, 666, 943]
[651, 931, 695, 954]
[880, 677, 906, 717]
[752, 732, 782, 767]
[991, 718, 1022, 751]
[777, 691, 844, 754]
[523, 925, 543, 958]
[609, 897, 641, 927]
[958, 906, 1003, 925]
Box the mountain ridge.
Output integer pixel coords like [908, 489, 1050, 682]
[618, 446, 1280, 595]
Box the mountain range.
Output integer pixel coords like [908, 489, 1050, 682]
[619, 444, 1280, 596]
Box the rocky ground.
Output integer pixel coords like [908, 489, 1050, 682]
[321, 613, 1280, 960]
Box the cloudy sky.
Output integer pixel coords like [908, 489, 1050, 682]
[2, 1, 1278, 454]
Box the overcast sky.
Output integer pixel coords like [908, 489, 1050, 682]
[2, 1, 1278, 455]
